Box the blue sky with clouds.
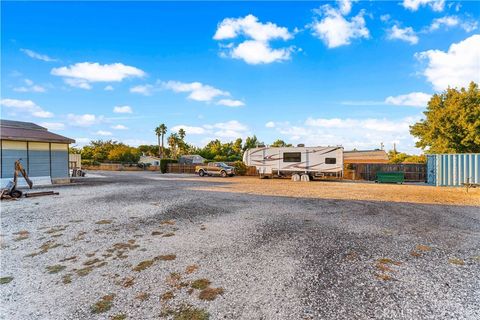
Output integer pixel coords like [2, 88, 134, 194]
[1, 0, 479, 153]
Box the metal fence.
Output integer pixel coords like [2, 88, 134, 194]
[344, 163, 427, 182]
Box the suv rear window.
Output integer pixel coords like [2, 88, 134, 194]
[283, 152, 301, 162]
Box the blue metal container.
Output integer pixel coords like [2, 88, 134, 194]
[427, 154, 480, 186]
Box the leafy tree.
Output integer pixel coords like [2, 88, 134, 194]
[167, 133, 180, 158]
[243, 135, 262, 151]
[108, 145, 141, 163]
[138, 145, 159, 156]
[410, 82, 480, 153]
[271, 139, 292, 147]
[388, 150, 426, 164]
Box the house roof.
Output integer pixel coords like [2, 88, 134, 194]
[0, 120, 75, 144]
[343, 150, 389, 163]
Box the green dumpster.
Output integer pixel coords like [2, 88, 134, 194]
[376, 172, 404, 184]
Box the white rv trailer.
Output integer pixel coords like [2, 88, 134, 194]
[243, 146, 344, 178]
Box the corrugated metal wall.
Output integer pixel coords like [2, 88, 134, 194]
[427, 154, 480, 186]
[0, 140, 69, 179]
[50, 143, 69, 178]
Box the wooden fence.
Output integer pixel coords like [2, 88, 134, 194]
[166, 163, 258, 176]
[344, 163, 426, 182]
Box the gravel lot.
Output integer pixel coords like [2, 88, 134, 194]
[1, 171, 479, 319]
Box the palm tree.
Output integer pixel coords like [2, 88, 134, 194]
[178, 128, 186, 141]
[168, 133, 179, 158]
[155, 123, 167, 159]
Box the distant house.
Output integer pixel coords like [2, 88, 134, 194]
[178, 155, 205, 164]
[343, 150, 389, 164]
[139, 155, 160, 166]
[0, 119, 75, 185]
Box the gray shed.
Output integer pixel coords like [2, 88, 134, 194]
[0, 120, 75, 183]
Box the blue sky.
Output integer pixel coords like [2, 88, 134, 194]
[1, 0, 479, 153]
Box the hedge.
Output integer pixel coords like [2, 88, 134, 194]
[160, 159, 178, 173]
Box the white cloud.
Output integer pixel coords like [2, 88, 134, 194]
[96, 130, 112, 136]
[310, 3, 369, 48]
[0, 98, 53, 118]
[172, 120, 249, 140]
[265, 121, 276, 128]
[428, 16, 478, 32]
[63, 78, 92, 90]
[387, 25, 419, 45]
[104, 85, 114, 91]
[51, 62, 145, 89]
[338, 0, 354, 15]
[20, 48, 57, 62]
[163, 81, 229, 102]
[416, 34, 480, 91]
[13, 84, 46, 93]
[171, 125, 206, 135]
[111, 124, 128, 130]
[113, 105, 133, 114]
[67, 113, 102, 127]
[74, 137, 91, 146]
[402, 0, 445, 12]
[39, 122, 65, 131]
[130, 84, 153, 96]
[268, 116, 420, 153]
[213, 14, 295, 64]
[385, 92, 431, 107]
[216, 99, 245, 107]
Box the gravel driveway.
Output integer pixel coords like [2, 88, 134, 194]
[1, 171, 479, 319]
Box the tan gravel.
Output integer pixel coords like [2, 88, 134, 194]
[189, 176, 480, 206]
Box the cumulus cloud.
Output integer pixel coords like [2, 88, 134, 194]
[310, 2, 369, 48]
[216, 99, 245, 107]
[415, 34, 480, 91]
[96, 130, 112, 136]
[13, 79, 46, 93]
[0, 98, 53, 118]
[213, 14, 295, 64]
[111, 124, 128, 130]
[20, 48, 57, 62]
[427, 16, 478, 32]
[172, 120, 249, 140]
[130, 84, 154, 96]
[163, 81, 229, 102]
[385, 92, 431, 107]
[104, 85, 114, 91]
[39, 122, 65, 131]
[265, 121, 276, 128]
[387, 25, 419, 45]
[402, 0, 445, 12]
[113, 105, 133, 114]
[51, 62, 145, 89]
[67, 113, 102, 127]
[267, 116, 420, 153]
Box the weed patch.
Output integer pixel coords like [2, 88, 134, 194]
[161, 291, 175, 301]
[160, 220, 175, 226]
[91, 294, 115, 314]
[135, 292, 150, 301]
[186, 264, 199, 274]
[133, 260, 154, 272]
[162, 233, 175, 237]
[122, 276, 135, 288]
[449, 258, 465, 265]
[62, 274, 72, 284]
[152, 231, 163, 236]
[111, 314, 126, 320]
[416, 245, 432, 252]
[46, 264, 66, 274]
[155, 254, 176, 261]
[162, 305, 209, 320]
[13, 230, 30, 241]
[199, 287, 224, 301]
[45, 226, 68, 234]
[76, 266, 94, 277]
[0, 276, 13, 284]
[191, 279, 211, 290]
[95, 220, 113, 225]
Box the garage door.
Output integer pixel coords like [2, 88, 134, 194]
[28, 142, 50, 177]
[51, 143, 68, 178]
[1, 141, 27, 178]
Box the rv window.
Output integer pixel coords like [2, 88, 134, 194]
[325, 158, 336, 164]
[283, 152, 301, 162]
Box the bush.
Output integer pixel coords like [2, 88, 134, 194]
[81, 159, 100, 166]
[160, 159, 177, 173]
[233, 161, 247, 176]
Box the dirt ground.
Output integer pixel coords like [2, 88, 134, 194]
[190, 176, 480, 206]
[1, 171, 479, 320]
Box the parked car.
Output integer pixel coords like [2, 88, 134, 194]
[195, 162, 235, 177]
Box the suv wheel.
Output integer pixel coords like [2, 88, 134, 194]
[199, 170, 205, 177]
[221, 170, 227, 177]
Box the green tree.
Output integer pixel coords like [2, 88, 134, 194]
[138, 145, 158, 156]
[178, 128, 186, 141]
[108, 145, 141, 163]
[410, 82, 480, 153]
[271, 139, 292, 147]
[243, 135, 262, 151]
[167, 133, 180, 158]
[155, 124, 167, 158]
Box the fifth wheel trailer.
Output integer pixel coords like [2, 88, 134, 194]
[243, 146, 343, 179]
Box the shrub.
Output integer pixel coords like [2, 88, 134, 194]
[233, 161, 247, 175]
[81, 159, 100, 166]
[160, 159, 177, 173]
